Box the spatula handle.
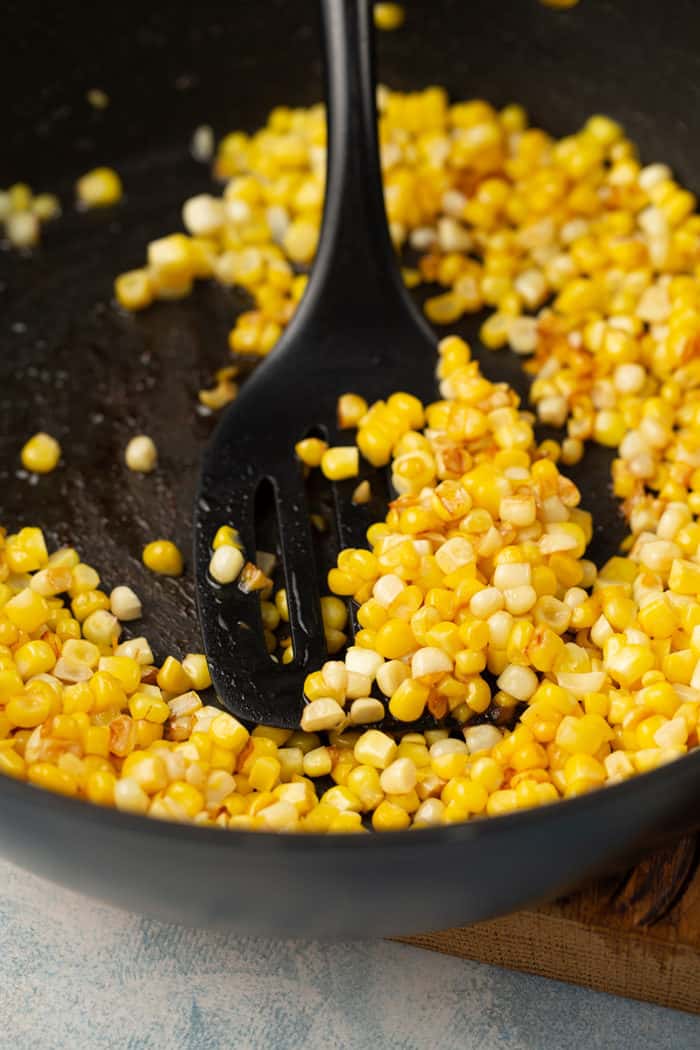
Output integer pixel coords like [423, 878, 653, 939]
[302, 0, 409, 322]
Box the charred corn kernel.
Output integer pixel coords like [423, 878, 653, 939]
[21, 432, 61, 474]
[124, 435, 157, 473]
[321, 447, 359, 481]
[76, 167, 122, 207]
[143, 540, 184, 577]
[295, 436, 328, 467]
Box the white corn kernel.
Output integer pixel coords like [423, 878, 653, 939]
[373, 573, 406, 608]
[6, 211, 40, 248]
[654, 717, 688, 749]
[497, 664, 538, 701]
[503, 584, 537, 615]
[110, 585, 142, 621]
[470, 587, 504, 619]
[349, 698, 385, 725]
[464, 724, 503, 754]
[346, 671, 373, 700]
[182, 194, 225, 236]
[258, 800, 299, 831]
[413, 798, 445, 826]
[300, 698, 346, 732]
[380, 757, 417, 795]
[411, 647, 453, 680]
[375, 659, 410, 697]
[493, 563, 531, 589]
[345, 646, 384, 680]
[114, 778, 150, 814]
[353, 729, 397, 769]
[434, 537, 474, 574]
[125, 435, 158, 473]
[321, 660, 348, 697]
[182, 653, 212, 690]
[115, 636, 154, 665]
[209, 545, 245, 584]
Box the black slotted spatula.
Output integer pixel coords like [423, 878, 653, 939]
[195, 0, 437, 727]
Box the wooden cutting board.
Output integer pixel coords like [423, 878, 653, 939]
[399, 837, 700, 1014]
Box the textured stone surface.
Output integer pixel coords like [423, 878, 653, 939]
[0, 860, 698, 1049]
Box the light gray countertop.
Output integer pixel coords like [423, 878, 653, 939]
[0, 858, 698, 1050]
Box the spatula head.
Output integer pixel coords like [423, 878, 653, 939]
[195, 312, 437, 728]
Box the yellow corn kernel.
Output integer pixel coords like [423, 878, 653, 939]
[154, 657, 191, 695]
[4, 589, 50, 632]
[0, 748, 26, 780]
[28, 762, 78, 797]
[212, 526, 242, 551]
[165, 781, 205, 818]
[114, 269, 153, 311]
[295, 436, 328, 467]
[20, 432, 61, 474]
[374, 3, 405, 30]
[372, 800, 411, 831]
[142, 540, 184, 577]
[388, 678, 430, 722]
[76, 167, 123, 207]
[14, 639, 56, 679]
[321, 447, 360, 481]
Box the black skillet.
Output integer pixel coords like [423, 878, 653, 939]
[1, 0, 700, 937]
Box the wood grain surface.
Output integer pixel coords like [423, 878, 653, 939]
[401, 836, 700, 1014]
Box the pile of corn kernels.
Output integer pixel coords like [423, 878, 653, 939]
[4, 86, 700, 832]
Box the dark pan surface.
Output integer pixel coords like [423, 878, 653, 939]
[1, 0, 700, 936]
